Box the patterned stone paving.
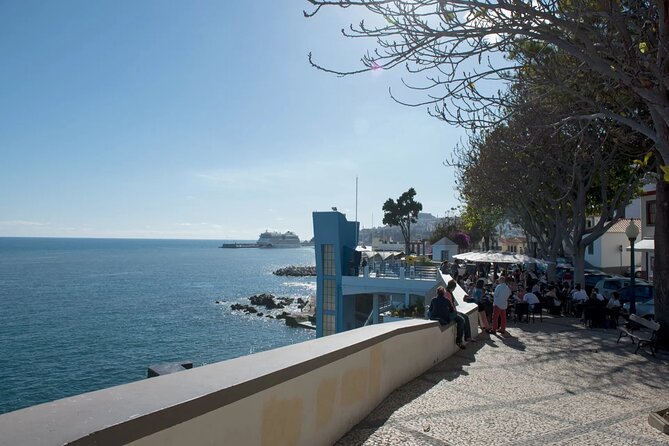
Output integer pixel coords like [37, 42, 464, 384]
[337, 317, 669, 445]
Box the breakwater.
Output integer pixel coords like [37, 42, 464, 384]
[273, 265, 316, 276]
[219, 243, 259, 248]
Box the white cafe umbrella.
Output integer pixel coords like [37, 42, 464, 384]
[453, 251, 542, 264]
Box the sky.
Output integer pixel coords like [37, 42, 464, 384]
[0, 1, 464, 240]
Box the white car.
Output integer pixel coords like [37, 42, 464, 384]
[594, 277, 649, 299]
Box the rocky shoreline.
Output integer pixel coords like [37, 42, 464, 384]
[272, 265, 316, 277]
[217, 293, 316, 329]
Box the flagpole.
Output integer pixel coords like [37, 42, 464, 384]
[355, 176, 359, 246]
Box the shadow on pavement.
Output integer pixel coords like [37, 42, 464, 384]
[336, 337, 488, 445]
[336, 315, 669, 446]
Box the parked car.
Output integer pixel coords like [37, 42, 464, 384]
[583, 272, 611, 294]
[621, 297, 655, 320]
[617, 284, 654, 305]
[594, 277, 649, 299]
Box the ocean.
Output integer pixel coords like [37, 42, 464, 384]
[0, 237, 317, 415]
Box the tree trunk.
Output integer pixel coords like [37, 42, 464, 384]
[654, 175, 669, 345]
[546, 241, 560, 283]
[405, 221, 411, 255]
[573, 244, 586, 288]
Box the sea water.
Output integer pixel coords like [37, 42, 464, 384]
[0, 238, 316, 415]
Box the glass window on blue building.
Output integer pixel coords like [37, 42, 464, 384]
[323, 314, 336, 336]
[323, 279, 336, 311]
[322, 244, 335, 275]
[321, 244, 337, 335]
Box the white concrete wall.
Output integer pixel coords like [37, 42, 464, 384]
[599, 232, 641, 270]
[130, 322, 458, 446]
[0, 319, 465, 446]
[432, 243, 457, 261]
[584, 233, 642, 273]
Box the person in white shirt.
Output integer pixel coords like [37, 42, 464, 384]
[594, 288, 605, 302]
[606, 291, 622, 328]
[524, 289, 540, 310]
[493, 276, 511, 334]
[607, 293, 621, 309]
[572, 284, 588, 318]
[572, 284, 588, 302]
[531, 282, 541, 295]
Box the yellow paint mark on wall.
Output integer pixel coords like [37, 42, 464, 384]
[316, 377, 338, 428]
[340, 368, 368, 406]
[261, 397, 303, 446]
[368, 345, 383, 401]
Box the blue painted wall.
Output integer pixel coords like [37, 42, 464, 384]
[312, 211, 359, 337]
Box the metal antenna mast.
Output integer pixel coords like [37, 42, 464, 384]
[355, 176, 359, 246]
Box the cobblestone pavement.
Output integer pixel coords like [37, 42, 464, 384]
[338, 317, 669, 445]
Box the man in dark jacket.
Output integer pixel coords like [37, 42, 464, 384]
[429, 284, 467, 349]
[429, 286, 455, 325]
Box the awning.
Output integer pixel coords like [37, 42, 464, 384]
[452, 251, 543, 264]
[626, 238, 654, 253]
[361, 250, 403, 261]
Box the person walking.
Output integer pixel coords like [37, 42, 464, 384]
[493, 276, 511, 334]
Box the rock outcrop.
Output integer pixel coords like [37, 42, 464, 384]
[273, 265, 316, 277]
[224, 293, 316, 330]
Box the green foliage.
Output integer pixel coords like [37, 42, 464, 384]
[428, 217, 460, 244]
[461, 202, 502, 250]
[391, 303, 425, 318]
[382, 188, 423, 253]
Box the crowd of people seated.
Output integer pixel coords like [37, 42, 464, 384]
[436, 262, 623, 331]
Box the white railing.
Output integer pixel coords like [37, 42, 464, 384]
[361, 265, 438, 280]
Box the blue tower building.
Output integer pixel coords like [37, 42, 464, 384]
[312, 211, 359, 337]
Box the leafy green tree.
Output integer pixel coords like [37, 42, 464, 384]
[428, 214, 460, 245]
[455, 83, 649, 284]
[306, 0, 669, 340]
[460, 202, 502, 251]
[382, 188, 423, 254]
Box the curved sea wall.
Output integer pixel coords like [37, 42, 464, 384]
[0, 319, 462, 446]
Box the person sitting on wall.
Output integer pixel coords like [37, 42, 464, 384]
[428, 283, 468, 349]
[428, 286, 454, 326]
[446, 280, 473, 347]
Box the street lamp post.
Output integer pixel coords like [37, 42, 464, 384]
[625, 219, 640, 315]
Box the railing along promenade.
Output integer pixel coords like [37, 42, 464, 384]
[359, 264, 438, 280]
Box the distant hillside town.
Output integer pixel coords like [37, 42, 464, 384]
[359, 212, 441, 245]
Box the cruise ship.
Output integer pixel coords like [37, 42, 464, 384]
[257, 231, 301, 248]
